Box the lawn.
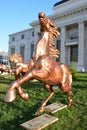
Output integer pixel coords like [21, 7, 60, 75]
[0, 72, 87, 130]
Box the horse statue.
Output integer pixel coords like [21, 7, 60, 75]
[4, 12, 72, 115]
[0, 64, 7, 74]
[9, 53, 29, 79]
[0, 64, 12, 75]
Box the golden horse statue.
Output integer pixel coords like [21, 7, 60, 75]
[9, 53, 29, 79]
[0, 64, 7, 74]
[4, 12, 72, 115]
[0, 64, 12, 75]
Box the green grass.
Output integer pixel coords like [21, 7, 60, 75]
[0, 73, 87, 130]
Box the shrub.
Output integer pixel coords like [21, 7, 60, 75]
[69, 62, 78, 80]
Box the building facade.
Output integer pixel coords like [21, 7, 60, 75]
[0, 51, 8, 65]
[8, 28, 35, 63]
[9, 0, 87, 71]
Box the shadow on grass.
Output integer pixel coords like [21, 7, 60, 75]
[0, 99, 45, 130]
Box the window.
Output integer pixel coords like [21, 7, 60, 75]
[21, 34, 24, 39]
[56, 40, 60, 50]
[32, 31, 34, 37]
[12, 37, 15, 41]
[11, 47, 15, 54]
[37, 32, 42, 39]
[56, 40, 60, 61]
[20, 46, 25, 59]
[70, 45, 78, 62]
[30, 44, 34, 58]
[0, 56, 2, 64]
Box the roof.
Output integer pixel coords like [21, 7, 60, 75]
[54, 0, 70, 7]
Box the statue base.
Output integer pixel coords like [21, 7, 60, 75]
[45, 102, 67, 113]
[20, 102, 67, 130]
[20, 113, 58, 130]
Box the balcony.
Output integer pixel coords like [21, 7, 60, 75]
[66, 38, 78, 46]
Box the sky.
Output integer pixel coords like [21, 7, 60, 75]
[0, 0, 60, 52]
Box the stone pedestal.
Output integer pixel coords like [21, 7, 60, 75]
[20, 114, 58, 130]
[45, 102, 67, 113]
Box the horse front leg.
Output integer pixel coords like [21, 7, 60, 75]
[15, 58, 34, 80]
[4, 68, 49, 103]
[4, 70, 34, 102]
[35, 84, 54, 115]
[14, 65, 23, 79]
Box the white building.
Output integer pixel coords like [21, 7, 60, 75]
[0, 51, 8, 65]
[8, 28, 35, 63]
[8, 0, 87, 71]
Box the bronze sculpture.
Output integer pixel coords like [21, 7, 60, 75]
[9, 53, 29, 79]
[0, 64, 12, 75]
[0, 54, 25, 76]
[0, 64, 7, 74]
[4, 12, 72, 115]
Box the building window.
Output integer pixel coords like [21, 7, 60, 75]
[0, 56, 3, 64]
[30, 44, 34, 58]
[12, 37, 15, 41]
[37, 32, 42, 39]
[70, 45, 78, 62]
[11, 47, 15, 54]
[56, 40, 60, 61]
[20, 46, 25, 59]
[32, 31, 34, 37]
[21, 34, 24, 39]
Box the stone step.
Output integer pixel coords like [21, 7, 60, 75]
[45, 102, 67, 113]
[20, 113, 58, 130]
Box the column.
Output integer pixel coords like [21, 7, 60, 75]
[16, 44, 20, 54]
[78, 21, 84, 71]
[24, 44, 28, 63]
[60, 26, 66, 63]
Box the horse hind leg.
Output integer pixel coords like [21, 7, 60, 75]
[60, 84, 72, 108]
[66, 90, 73, 108]
[67, 74, 73, 107]
[60, 74, 72, 108]
[35, 84, 54, 115]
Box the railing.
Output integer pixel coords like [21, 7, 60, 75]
[66, 38, 78, 45]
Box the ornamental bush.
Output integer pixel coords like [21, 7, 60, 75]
[69, 62, 78, 80]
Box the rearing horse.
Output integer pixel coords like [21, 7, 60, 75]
[4, 12, 72, 115]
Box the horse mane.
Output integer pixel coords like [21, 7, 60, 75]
[39, 14, 60, 59]
[9, 53, 24, 63]
[49, 26, 60, 58]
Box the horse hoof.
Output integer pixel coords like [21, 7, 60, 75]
[35, 107, 44, 116]
[67, 99, 73, 108]
[19, 92, 29, 101]
[35, 111, 39, 116]
[4, 89, 16, 102]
